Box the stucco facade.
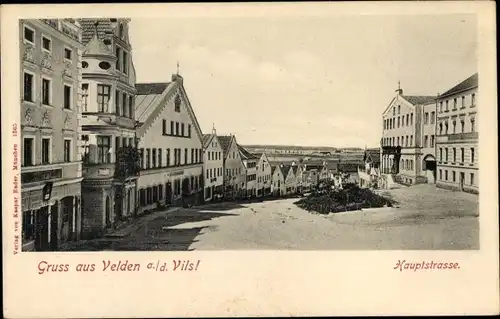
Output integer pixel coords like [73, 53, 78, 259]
[380, 88, 437, 185]
[271, 165, 285, 196]
[79, 18, 138, 238]
[220, 135, 246, 199]
[202, 132, 224, 201]
[255, 153, 272, 197]
[20, 19, 84, 251]
[135, 75, 204, 214]
[435, 73, 478, 194]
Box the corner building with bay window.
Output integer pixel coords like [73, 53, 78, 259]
[20, 19, 84, 251]
[78, 18, 139, 238]
[134, 74, 204, 214]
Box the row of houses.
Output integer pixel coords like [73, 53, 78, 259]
[358, 74, 479, 194]
[19, 18, 349, 252]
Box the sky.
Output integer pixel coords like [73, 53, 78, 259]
[129, 14, 477, 148]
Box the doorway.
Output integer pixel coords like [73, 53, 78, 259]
[50, 202, 59, 251]
[35, 206, 50, 251]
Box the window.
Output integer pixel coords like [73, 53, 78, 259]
[452, 121, 456, 133]
[97, 136, 111, 164]
[439, 169, 442, 180]
[191, 149, 194, 164]
[424, 112, 429, 124]
[181, 123, 185, 136]
[175, 95, 181, 112]
[23, 72, 34, 102]
[42, 35, 51, 52]
[439, 101, 443, 112]
[97, 84, 111, 112]
[64, 139, 71, 162]
[115, 47, 121, 71]
[122, 51, 128, 74]
[430, 111, 435, 124]
[439, 148, 443, 161]
[152, 149, 157, 168]
[398, 105, 400, 114]
[445, 170, 448, 181]
[146, 149, 151, 168]
[82, 61, 89, 68]
[170, 121, 174, 135]
[460, 120, 465, 133]
[410, 113, 413, 125]
[63, 84, 72, 109]
[445, 100, 449, 111]
[452, 171, 456, 182]
[431, 135, 435, 147]
[188, 124, 191, 138]
[64, 48, 72, 60]
[115, 90, 121, 115]
[166, 148, 170, 166]
[471, 148, 475, 163]
[453, 148, 456, 163]
[405, 136, 408, 147]
[471, 93, 476, 106]
[129, 96, 134, 119]
[424, 135, 428, 147]
[470, 173, 474, 185]
[42, 78, 51, 105]
[461, 148, 464, 163]
[184, 148, 188, 165]
[470, 118, 475, 132]
[99, 61, 111, 70]
[122, 93, 128, 117]
[397, 117, 400, 128]
[445, 149, 448, 162]
[461, 96, 465, 107]
[453, 98, 457, 110]
[175, 122, 179, 136]
[162, 120, 167, 135]
[41, 138, 50, 164]
[24, 26, 34, 43]
[406, 114, 409, 126]
[23, 138, 34, 166]
[445, 122, 448, 134]
[392, 107, 395, 116]
[410, 135, 413, 146]
[82, 83, 89, 111]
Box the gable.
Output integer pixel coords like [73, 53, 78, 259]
[382, 95, 415, 117]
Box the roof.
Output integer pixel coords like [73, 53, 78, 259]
[440, 73, 478, 98]
[325, 160, 339, 170]
[82, 34, 114, 57]
[304, 164, 323, 171]
[202, 134, 213, 148]
[134, 83, 171, 123]
[218, 135, 233, 154]
[292, 166, 299, 174]
[402, 95, 436, 105]
[364, 149, 381, 164]
[79, 18, 115, 46]
[238, 145, 258, 160]
[281, 165, 291, 176]
[338, 163, 360, 172]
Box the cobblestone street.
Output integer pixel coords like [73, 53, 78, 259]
[63, 184, 478, 251]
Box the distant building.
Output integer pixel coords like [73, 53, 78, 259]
[238, 145, 258, 198]
[134, 74, 204, 213]
[254, 153, 272, 197]
[380, 85, 437, 185]
[219, 135, 246, 199]
[202, 128, 224, 202]
[20, 19, 84, 251]
[435, 73, 478, 194]
[271, 165, 285, 196]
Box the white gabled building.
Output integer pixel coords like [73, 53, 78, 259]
[134, 73, 204, 213]
[255, 153, 272, 197]
[202, 128, 224, 202]
[218, 135, 246, 200]
[271, 165, 285, 196]
[283, 164, 297, 195]
[238, 144, 258, 198]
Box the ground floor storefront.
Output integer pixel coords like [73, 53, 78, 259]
[137, 166, 204, 215]
[21, 180, 82, 251]
[204, 184, 223, 202]
[81, 178, 137, 239]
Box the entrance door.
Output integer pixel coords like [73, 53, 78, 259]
[50, 202, 59, 251]
[165, 182, 172, 205]
[35, 206, 50, 251]
[460, 172, 465, 190]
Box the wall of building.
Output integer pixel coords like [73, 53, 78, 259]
[256, 154, 272, 196]
[224, 139, 246, 197]
[203, 136, 224, 200]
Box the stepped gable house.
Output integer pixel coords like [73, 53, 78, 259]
[78, 18, 139, 237]
[134, 73, 204, 213]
